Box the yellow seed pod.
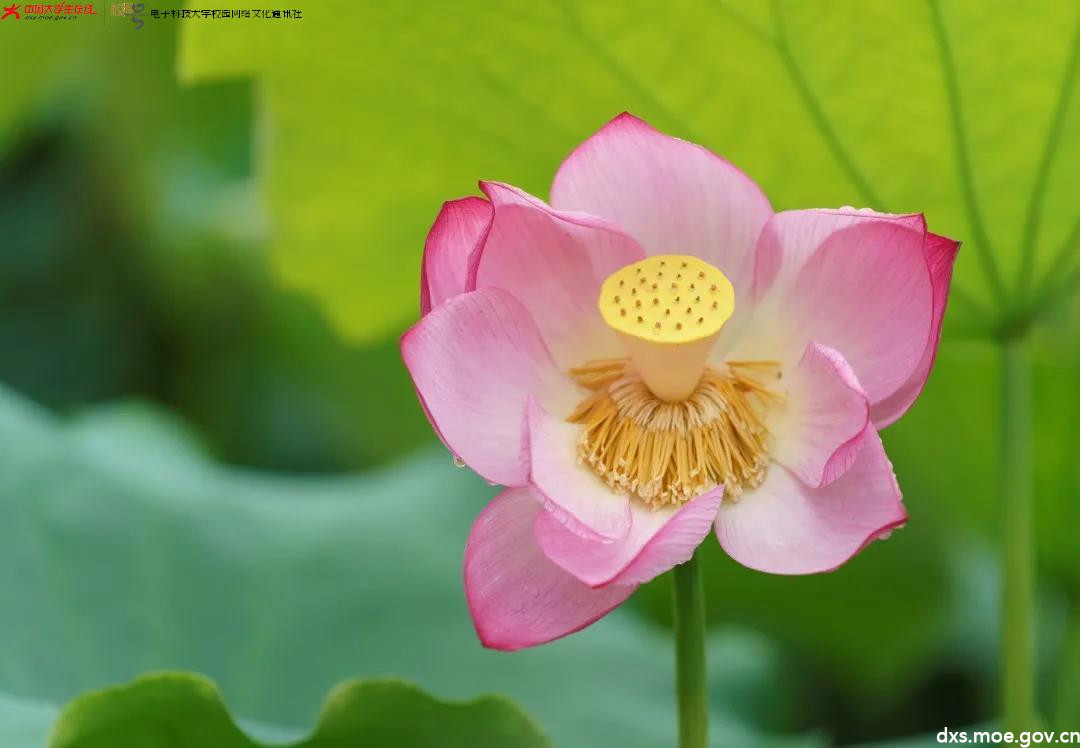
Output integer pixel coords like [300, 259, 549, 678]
[598, 255, 735, 401]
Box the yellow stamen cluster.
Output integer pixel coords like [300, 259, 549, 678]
[567, 358, 783, 508]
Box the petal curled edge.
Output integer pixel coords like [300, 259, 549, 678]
[534, 485, 724, 588]
[735, 210, 934, 413]
[470, 181, 646, 369]
[421, 196, 492, 314]
[715, 429, 907, 575]
[526, 397, 632, 541]
[550, 113, 772, 299]
[465, 487, 634, 651]
[871, 232, 961, 426]
[772, 342, 870, 487]
[401, 288, 570, 487]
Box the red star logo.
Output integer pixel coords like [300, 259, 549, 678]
[1, 4, 20, 19]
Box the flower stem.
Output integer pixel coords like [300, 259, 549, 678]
[673, 552, 707, 748]
[1001, 334, 1036, 731]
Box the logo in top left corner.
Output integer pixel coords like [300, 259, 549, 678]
[1, 4, 20, 20]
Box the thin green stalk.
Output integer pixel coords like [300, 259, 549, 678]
[673, 553, 708, 748]
[1001, 334, 1036, 732]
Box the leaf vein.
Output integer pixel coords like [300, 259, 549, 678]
[1019, 11, 1080, 301]
[768, 0, 884, 209]
[555, 0, 706, 144]
[926, 0, 1008, 307]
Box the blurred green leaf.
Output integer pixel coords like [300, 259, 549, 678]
[0, 25, 94, 150]
[178, 0, 1080, 340]
[886, 338, 1080, 588]
[0, 387, 817, 748]
[49, 673, 258, 748]
[46, 672, 548, 748]
[0, 20, 433, 470]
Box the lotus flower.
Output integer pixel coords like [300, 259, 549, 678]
[402, 113, 959, 651]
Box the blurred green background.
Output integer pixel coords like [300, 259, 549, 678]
[1, 1, 1079, 746]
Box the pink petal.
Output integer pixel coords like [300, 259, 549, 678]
[744, 209, 934, 410]
[715, 429, 907, 575]
[464, 487, 634, 651]
[870, 232, 961, 427]
[526, 397, 632, 541]
[469, 181, 645, 369]
[421, 196, 492, 314]
[550, 112, 772, 298]
[534, 486, 724, 588]
[751, 208, 927, 299]
[401, 288, 569, 486]
[772, 342, 870, 487]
